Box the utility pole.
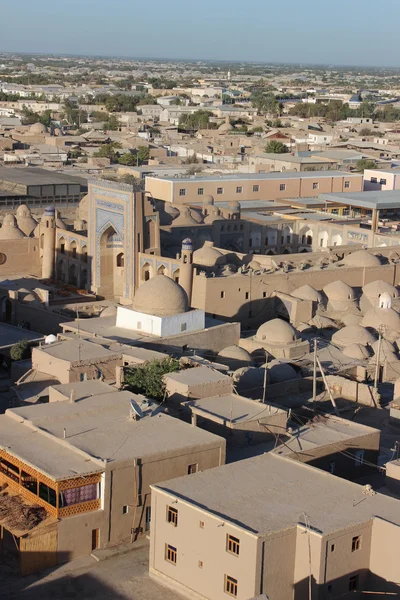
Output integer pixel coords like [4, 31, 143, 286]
[312, 338, 317, 401]
[263, 351, 268, 404]
[303, 513, 312, 600]
[374, 326, 384, 390]
[316, 355, 340, 417]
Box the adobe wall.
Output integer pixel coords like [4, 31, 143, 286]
[325, 375, 380, 407]
[165, 373, 233, 405]
[0, 238, 41, 277]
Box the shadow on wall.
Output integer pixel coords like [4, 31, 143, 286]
[292, 572, 400, 600]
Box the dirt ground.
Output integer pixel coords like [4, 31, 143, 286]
[0, 543, 185, 600]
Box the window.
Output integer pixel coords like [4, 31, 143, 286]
[137, 321, 142, 330]
[167, 506, 178, 526]
[221, 291, 225, 298]
[349, 575, 359, 591]
[313, 182, 319, 190]
[165, 544, 177, 565]
[60, 242, 65, 254]
[354, 450, 364, 467]
[279, 184, 286, 191]
[217, 187, 223, 195]
[123, 505, 129, 514]
[344, 181, 350, 189]
[197, 188, 204, 196]
[179, 188, 186, 196]
[331, 543, 335, 552]
[352, 536, 361, 552]
[253, 185, 259, 192]
[80, 372, 87, 382]
[72, 246, 77, 259]
[236, 186, 243, 194]
[225, 575, 238, 597]
[145, 506, 151, 531]
[198, 560, 203, 568]
[92, 528, 100, 551]
[181, 323, 187, 332]
[370, 177, 377, 183]
[263, 291, 267, 298]
[329, 460, 335, 474]
[245, 292, 249, 300]
[188, 463, 198, 475]
[227, 534, 240, 556]
[380, 178, 387, 185]
[199, 521, 205, 528]
[117, 252, 124, 267]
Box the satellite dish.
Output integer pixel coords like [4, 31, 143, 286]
[130, 399, 143, 421]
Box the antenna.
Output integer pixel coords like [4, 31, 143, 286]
[130, 398, 143, 421]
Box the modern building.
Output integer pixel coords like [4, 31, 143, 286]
[145, 172, 363, 205]
[150, 453, 400, 600]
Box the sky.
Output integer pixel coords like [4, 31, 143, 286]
[1, 0, 399, 68]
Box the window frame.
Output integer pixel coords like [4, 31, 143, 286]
[197, 187, 204, 196]
[280, 183, 286, 192]
[217, 187, 224, 195]
[167, 505, 178, 527]
[226, 534, 240, 556]
[236, 186, 243, 194]
[351, 535, 361, 552]
[179, 188, 186, 197]
[225, 575, 238, 598]
[165, 544, 177, 565]
[188, 463, 198, 475]
[253, 184, 260, 192]
[344, 181, 350, 188]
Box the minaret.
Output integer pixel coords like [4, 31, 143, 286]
[41, 205, 56, 280]
[180, 238, 194, 306]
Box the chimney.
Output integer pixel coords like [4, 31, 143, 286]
[69, 390, 76, 403]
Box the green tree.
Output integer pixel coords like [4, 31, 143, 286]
[359, 127, 373, 136]
[93, 142, 123, 162]
[124, 358, 181, 401]
[90, 111, 109, 122]
[136, 146, 150, 165]
[118, 152, 136, 166]
[355, 159, 377, 172]
[264, 140, 289, 154]
[103, 115, 120, 131]
[10, 340, 30, 361]
[179, 110, 213, 130]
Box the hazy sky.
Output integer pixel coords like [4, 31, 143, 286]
[1, 0, 399, 67]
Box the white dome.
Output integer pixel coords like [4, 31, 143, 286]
[45, 334, 57, 344]
[256, 319, 297, 344]
[379, 292, 392, 309]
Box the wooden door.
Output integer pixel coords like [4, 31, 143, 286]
[91, 528, 99, 551]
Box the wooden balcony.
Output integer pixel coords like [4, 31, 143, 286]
[0, 449, 103, 519]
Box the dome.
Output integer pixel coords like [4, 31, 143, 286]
[233, 367, 268, 395]
[256, 318, 297, 345]
[100, 306, 118, 318]
[291, 284, 323, 303]
[203, 195, 214, 206]
[29, 122, 48, 134]
[218, 116, 233, 133]
[343, 250, 382, 268]
[309, 315, 337, 329]
[18, 288, 40, 304]
[173, 207, 199, 226]
[182, 238, 193, 251]
[323, 280, 356, 302]
[16, 204, 37, 236]
[341, 313, 363, 326]
[362, 280, 398, 299]
[379, 292, 392, 309]
[193, 241, 226, 267]
[342, 344, 370, 360]
[0, 214, 25, 239]
[371, 339, 396, 356]
[190, 209, 203, 224]
[362, 307, 400, 334]
[331, 325, 375, 348]
[203, 206, 225, 224]
[44, 205, 55, 217]
[217, 345, 253, 370]
[44, 334, 57, 344]
[132, 275, 189, 317]
[228, 200, 240, 211]
[267, 360, 299, 383]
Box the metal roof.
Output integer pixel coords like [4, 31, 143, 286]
[319, 190, 400, 210]
[146, 171, 360, 184]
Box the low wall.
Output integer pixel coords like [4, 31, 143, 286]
[326, 375, 380, 407]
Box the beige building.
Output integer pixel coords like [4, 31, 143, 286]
[0, 391, 225, 574]
[150, 453, 400, 600]
[145, 172, 363, 205]
[249, 153, 339, 173]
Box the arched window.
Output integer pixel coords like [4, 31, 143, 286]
[81, 245, 88, 263]
[157, 265, 166, 275]
[116, 252, 124, 267]
[40, 233, 44, 250]
[174, 269, 180, 283]
[70, 240, 77, 259]
[59, 237, 65, 254]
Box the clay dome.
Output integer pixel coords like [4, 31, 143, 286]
[203, 206, 225, 224]
[15, 204, 37, 236]
[342, 344, 370, 360]
[256, 318, 297, 345]
[29, 122, 48, 134]
[100, 306, 118, 318]
[267, 360, 299, 383]
[190, 209, 203, 224]
[203, 194, 214, 206]
[291, 284, 323, 303]
[218, 117, 233, 132]
[323, 280, 355, 302]
[342, 250, 382, 268]
[233, 367, 268, 396]
[193, 241, 226, 267]
[173, 207, 199, 226]
[331, 325, 375, 348]
[371, 339, 396, 356]
[362, 280, 398, 299]
[340, 313, 363, 326]
[132, 275, 188, 317]
[362, 307, 400, 334]
[0, 214, 25, 239]
[217, 345, 253, 370]
[18, 288, 40, 304]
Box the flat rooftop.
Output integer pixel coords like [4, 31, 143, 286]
[0, 323, 44, 350]
[37, 338, 119, 363]
[146, 171, 360, 184]
[275, 416, 378, 456]
[7, 391, 223, 468]
[165, 366, 232, 386]
[50, 380, 114, 401]
[319, 190, 400, 210]
[189, 394, 286, 426]
[0, 166, 88, 188]
[154, 453, 400, 536]
[255, 153, 337, 164]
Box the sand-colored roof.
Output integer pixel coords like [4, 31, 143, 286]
[342, 250, 382, 268]
[132, 274, 189, 317]
[256, 318, 297, 345]
[0, 214, 25, 240]
[331, 325, 375, 348]
[291, 284, 322, 303]
[193, 241, 226, 267]
[323, 280, 356, 302]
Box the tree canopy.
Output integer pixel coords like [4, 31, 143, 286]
[10, 340, 30, 361]
[179, 110, 214, 130]
[94, 142, 123, 162]
[265, 140, 289, 154]
[124, 358, 181, 401]
[355, 159, 377, 172]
